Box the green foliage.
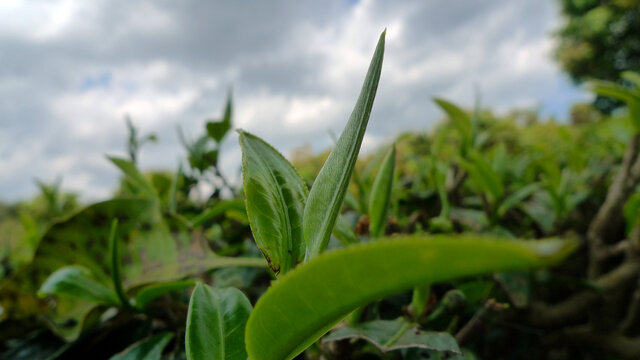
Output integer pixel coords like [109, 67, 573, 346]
[38, 265, 119, 306]
[185, 283, 252, 360]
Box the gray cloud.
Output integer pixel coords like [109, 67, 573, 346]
[0, 0, 589, 202]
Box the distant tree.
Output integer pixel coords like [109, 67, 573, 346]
[555, 0, 640, 112]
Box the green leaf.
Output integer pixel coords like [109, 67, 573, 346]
[497, 183, 541, 218]
[207, 93, 233, 143]
[134, 279, 195, 310]
[303, 30, 385, 259]
[238, 130, 308, 275]
[108, 157, 158, 199]
[622, 71, 640, 89]
[433, 98, 472, 151]
[369, 144, 396, 237]
[324, 318, 459, 353]
[38, 265, 118, 306]
[185, 284, 252, 360]
[245, 235, 576, 360]
[460, 151, 504, 203]
[110, 332, 174, 360]
[190, 199, 247, 228]
[332, 215, 359, 245]
[108, 219, 130, 308]
[624, 192, 640, 234]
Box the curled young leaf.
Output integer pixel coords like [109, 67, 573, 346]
[239, 130, 308, 275]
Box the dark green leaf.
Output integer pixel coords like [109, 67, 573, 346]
[38, 265, 118, 306]
[324, 318, 459, 353]
[245, 235, 576, 360]
[110, 332, 174, 360]
[238, 130, 308, 275]
[207, 93, 233, 143]
[369, 144, 396, 237]
[185, 284, 252, 360]
[108, 219, 130, 308]
[303, 30, 385, 259]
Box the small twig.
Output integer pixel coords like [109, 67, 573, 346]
[455, 299, 506, 345]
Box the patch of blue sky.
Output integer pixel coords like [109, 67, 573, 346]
[80, 71, 112, 91]
[539, 76, 592, 121]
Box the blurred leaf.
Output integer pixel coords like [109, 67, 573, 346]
[108, 157, 158, 199]
[38, 265, 118, 306]
[110, 332, 173, 360]
[108, 219, 130, 308]
[497, 183, 541, 218]
[245, 235, 576, 360]
[134, 279, 195, 310]
[494, 272, 530, 308]
[304, 30, 385, 259]
[324, 318, 459, 353]
[185, 284, 252, 360]
[332, 215, 359, 246]
[190, 199, 247, 228]
[624, 192, 640, 234]
[207, 93, 233, 143]
[238, 130, 308, 275]
[462, 151, 504, 203]
[369, 145, 396, 238]
[433, 98, 472, 152]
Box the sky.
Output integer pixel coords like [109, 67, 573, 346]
[0, 0, 590, 202]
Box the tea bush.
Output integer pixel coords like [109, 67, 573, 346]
[1, 31, 640, 360]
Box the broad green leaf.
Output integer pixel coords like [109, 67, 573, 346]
[369, 144, 396, 237]
[324, 318, 459, 353]
[332, 215, 359, 245]
[304, 30, 385, 259]
[238, 130, 308, 275]
[134, 279, 195, 310]
[185, 284, 252, 360]
[433, 98, 472, 151]
[108, 219, 130, 308]
[38, 265, 118, 306]
[110, 332, 173, 360]
[497, 183, 541, 218]
[245, 235, 575, 360]
[108, 157, 158, 199]
[207, 93, 233, 143]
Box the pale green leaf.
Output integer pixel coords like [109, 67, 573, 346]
[38, 265, 118, 306]
[368, 144, 396, 237]
[185, 284, 252, 360]
[324, 318, 459, 353]
[304, 30, 385, 259]
[108, 157, 158, 199]
[238, 130, 308, 275]
[245, 235, 576, 360]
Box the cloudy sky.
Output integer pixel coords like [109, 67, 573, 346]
[0, 0, 589, 202]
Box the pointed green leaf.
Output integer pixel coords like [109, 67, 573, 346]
[304, 30, 385, 259]
[368, 145, 396, 237]
[108, 157, 158, 199]
[238, 130, 308, 275]
[134, 279, 195, 310]
[110, 332, 174, 360]
[207, 93, 233, 143]
[190, 199, 247, 228]
[185, 284, 252, 360]
[324, 318, 459, 353]
[497, 183, 541, 218]
[433, 98, 472, 150]
[245, 235, 576, 360]
[38, 265, 118, 306]
[460, 151, 504, 203]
